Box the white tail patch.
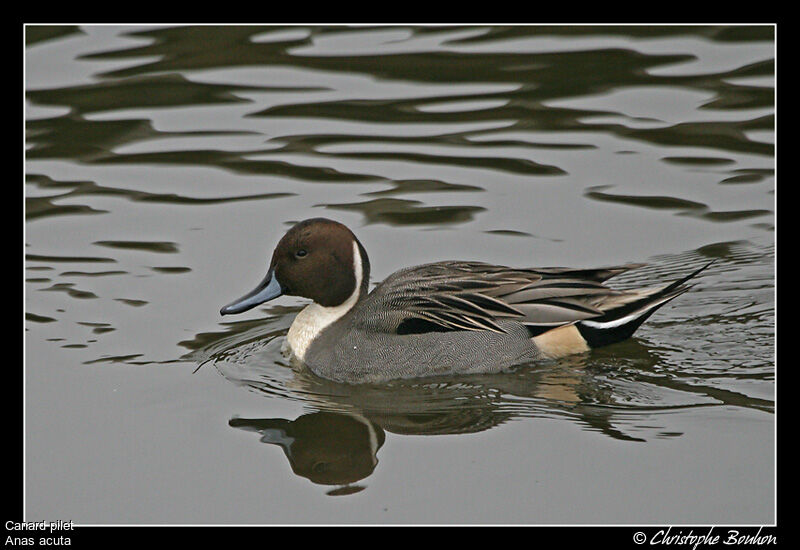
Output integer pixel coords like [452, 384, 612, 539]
[580, 311, 643, 329]
[580, 292, 675, 330]
[286, 241, 363, 361]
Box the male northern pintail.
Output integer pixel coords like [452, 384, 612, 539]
[220, 218, 711, 384]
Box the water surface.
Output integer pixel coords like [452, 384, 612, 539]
[25, 24, 774, 524]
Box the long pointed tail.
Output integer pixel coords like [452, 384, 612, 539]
[575, 260, 714, 348]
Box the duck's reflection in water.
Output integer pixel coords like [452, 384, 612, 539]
[224, 353, 645, 494]
[229, 411, 384, 496]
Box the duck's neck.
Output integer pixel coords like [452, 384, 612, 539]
[286, 240, 368, 361]
[354, 236, 370, 300]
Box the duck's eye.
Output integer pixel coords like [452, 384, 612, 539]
[295, 249, 308, 258]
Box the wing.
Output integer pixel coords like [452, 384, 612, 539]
[370, 261, 647, 335]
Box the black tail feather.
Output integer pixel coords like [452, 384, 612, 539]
[576, 260, 714, 348]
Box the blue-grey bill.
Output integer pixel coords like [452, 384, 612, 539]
[220, 269, 284, 315]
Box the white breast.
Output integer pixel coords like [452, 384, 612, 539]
[285, 241, 363, 361]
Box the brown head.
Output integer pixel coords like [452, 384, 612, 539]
[220, 218, 370, 315]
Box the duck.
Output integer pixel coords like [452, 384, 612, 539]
[220, 218, 711, 384]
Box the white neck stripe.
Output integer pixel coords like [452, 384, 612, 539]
[351, 240, 363, 298]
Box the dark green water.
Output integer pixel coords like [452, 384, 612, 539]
[25, 25, 774, 524]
